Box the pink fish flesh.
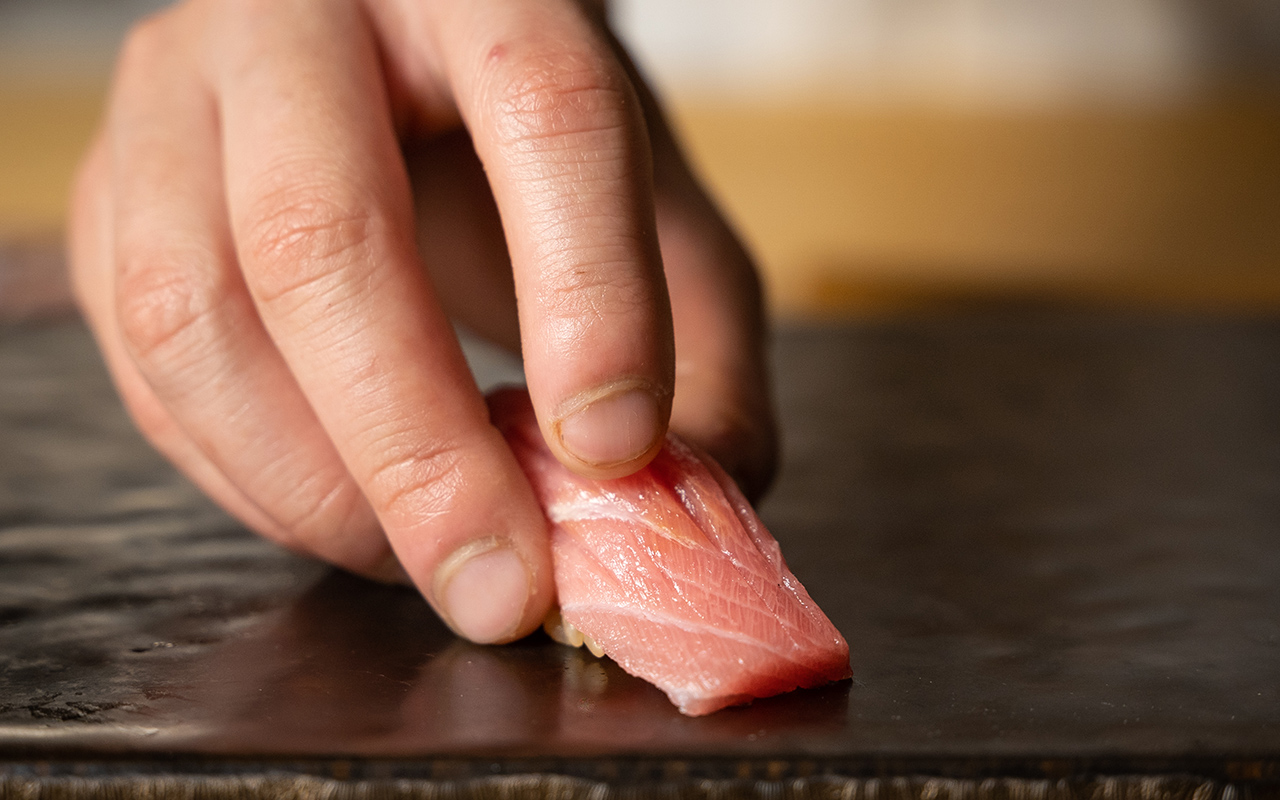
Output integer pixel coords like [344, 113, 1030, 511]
[489, 388, 851, 716]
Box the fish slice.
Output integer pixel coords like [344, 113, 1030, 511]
[490, 388, 851, 716]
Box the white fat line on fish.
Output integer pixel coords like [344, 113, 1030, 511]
[558, 531, 829, 652]
[561, 529, 791, 633]
[638, 551, 814, 637]
[563, 601, 829, 675]
[546, 503, 804, 621]
[553, 495, 796, 614]
[547, 499, 706, 550]
[635, 551, 826, 649]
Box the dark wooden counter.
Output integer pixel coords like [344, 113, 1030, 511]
[2, 310, 1279, 798]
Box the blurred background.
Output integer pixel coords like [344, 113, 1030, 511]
[2, 0, 1278, 317]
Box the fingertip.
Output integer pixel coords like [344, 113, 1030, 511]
[431, 537, 552, 644]
[548, 379, 670, 480]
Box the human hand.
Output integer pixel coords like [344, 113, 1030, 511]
[68, 0, 775, 644]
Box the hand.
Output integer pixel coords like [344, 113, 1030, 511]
[68, 0, 776, 643]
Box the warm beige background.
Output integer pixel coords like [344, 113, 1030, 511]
[0, 83, 103, 242]
[675, 97, 1280, 314]
[2, 0, 1279, 317]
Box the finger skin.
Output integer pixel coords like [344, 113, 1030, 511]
[406, 0, 676, 479]
[406, 117, 777, 497]
[68, 131, 286, 543]
[76, 0, 776, 649]
[385, 1, 775, 493]
[211, 0, 553, 642]
[611, 33, 778, 497]
[407, 131, 521, 353]
[105, 8, 393, 577]
[658, 190, 778, 501]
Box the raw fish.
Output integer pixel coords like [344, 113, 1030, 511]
[489, 389, 851, 716]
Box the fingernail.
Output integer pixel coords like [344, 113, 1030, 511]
[556, 386, 661, 467]
[434, 540, 530, 644]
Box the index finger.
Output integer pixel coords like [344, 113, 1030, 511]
[210, 0, 554, 643]
[414, 0, 675, 479]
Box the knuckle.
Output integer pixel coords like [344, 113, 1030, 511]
[280, 478, 387, 568]
[240, 184, 377, 308]
[283, 479, 364, 539]
[537, 253, 654, 324]
[115, 246, 228, 364]
[363, 436, 469, 527]
[485, 42, 634, 150]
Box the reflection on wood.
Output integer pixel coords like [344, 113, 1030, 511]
[2, 317, 1279, 769]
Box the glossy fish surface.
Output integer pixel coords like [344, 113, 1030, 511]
[490, 389, 851, 716]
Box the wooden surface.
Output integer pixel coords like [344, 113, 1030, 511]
[2, 304, 1280, 795]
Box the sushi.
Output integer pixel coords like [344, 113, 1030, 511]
[489, 388, 851, 716]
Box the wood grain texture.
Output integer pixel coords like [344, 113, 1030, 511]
[1, 316, 1279, 777]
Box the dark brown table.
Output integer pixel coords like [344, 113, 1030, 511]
[2, 297, 1279, 797]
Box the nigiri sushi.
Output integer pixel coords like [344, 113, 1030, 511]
[489, 388, 851, 716]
